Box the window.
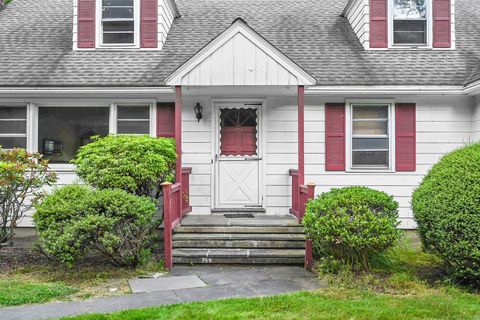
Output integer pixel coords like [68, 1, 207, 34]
[0, 106, 27, 149]
[38, 107, 109, 163]
[101, 0, 135, 45]
[219, 108, 257, 156]
[116, 105, 150, 134]
[349, 104, 392, 169]
[393, 0, 428, 45]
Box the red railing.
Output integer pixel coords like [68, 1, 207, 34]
[289, 169, 316, 271]
[181, 167, 192, 214]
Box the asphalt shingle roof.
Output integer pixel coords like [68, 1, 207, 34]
[0, 0, 479, 87]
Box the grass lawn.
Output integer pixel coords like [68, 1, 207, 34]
[63, 289, 480, 320]
[0, 256, 165, 307]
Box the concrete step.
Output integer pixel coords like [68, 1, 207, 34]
[172, 239, 306, 249]
[172, 233, 306, 241]
[173, 248, 305, 258]
[174, 226, 304, 234]
[173, 256, 304, 265]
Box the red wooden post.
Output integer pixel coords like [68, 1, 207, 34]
[175, 86, 182, 222]
[162, 182, 173, 270]
[298, 86, 305, 186]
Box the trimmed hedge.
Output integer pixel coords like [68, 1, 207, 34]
[72, 135, 176, 200]
[304, 186, 402, 270]
[412, 143, 480, 285]
[34, 185, 158, 267]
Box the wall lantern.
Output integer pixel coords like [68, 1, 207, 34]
[194, 103, 203, 122]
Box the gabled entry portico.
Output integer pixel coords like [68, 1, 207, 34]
[165, 18, 316, 215]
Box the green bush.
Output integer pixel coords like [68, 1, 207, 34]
[72, 135, 176, 200]
[303, 187, 402, 271]
[34, 185, 157, 268]
[412, 143, 480, 285]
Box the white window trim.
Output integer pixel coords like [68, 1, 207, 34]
[0, 104, 31, 151]
[110, 103, 156, 135]
[345, 100, 396, 173]
[388, 0, 433, 48]
[96, 0, 141, 49]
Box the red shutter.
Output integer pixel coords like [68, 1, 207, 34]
[395, 103, 416, 171]
[77, 0, 95, 48]
[325, 103, 346, 171]
[140, 0, 158, 48]
[370, 0, 388, 48]
[157, 103, 175, 138]
[433, 0, 451, 48]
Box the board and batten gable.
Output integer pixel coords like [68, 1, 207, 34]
[342, 0, 456, 49]
[72, 0, 177, 50]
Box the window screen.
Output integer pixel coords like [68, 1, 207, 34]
[117, 105, 150, 134]
[393, 0, 427, 45]
[351, 105, 390, 168]
[102, 0, 135, 44]
[0, 106, 27, 149]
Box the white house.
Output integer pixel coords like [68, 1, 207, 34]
[1, 0, 480, 265]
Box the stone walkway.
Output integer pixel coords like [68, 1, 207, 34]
[2, 266, 324, 320]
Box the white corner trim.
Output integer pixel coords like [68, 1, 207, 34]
[165, 19, 317, 86]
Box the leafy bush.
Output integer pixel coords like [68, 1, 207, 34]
[0, 148, 57, 249]
[72, 135, 176, 200]
[34, 185, 157, 267]
[412, 143, 480, 285]
[303, 186, 402, 271]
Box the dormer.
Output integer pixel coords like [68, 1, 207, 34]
[73, 0, 180, 50]
[342, 0, 455, 50]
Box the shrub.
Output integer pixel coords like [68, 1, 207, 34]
[72, 135, 176, 200]
[412, 143, 480, 285]
[0, 148, 57, 249]
[34, 185, 157, 267]
[303, 186, 402, 271]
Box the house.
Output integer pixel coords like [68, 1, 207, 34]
[1, 0, 479, 265]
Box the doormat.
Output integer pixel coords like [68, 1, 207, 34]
[224, 213, 255, 218]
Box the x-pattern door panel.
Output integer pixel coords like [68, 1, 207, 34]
[215, 104, 263, 208]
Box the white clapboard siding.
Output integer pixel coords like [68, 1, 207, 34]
[343, 0, 369, 49]
[474, 98, 480, 141]
[264, 95, 474, 229]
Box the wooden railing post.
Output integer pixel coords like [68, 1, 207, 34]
[161, 182, 173, 270]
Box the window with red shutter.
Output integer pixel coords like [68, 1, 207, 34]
[325, 103, 346, 171]
[157, 102, 175, 138]
[395, 103, 416, 171]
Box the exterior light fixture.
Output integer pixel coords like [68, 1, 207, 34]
[194, 102, 203, 122]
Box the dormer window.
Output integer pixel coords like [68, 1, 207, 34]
[393, 0, 428, 45]
[101, 0, 138, 46]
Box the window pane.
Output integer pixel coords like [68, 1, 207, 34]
[117, 106, 149, 120]
[38, 107, 109, 164]
[102, 7, 134, 19]
[103, 33, 134, 44]
[117, 121, 150, 134]
[0, 137, 26, 149]
[0, 121, 26, 134]
[352, 151, 389, 167]
[394, 0, 426, 19]
[394, 20, 427, 44]
[103, 21, 134, 32]
[0, 107, 26, 119]
[353, 120, 388, 135]
[103, 0, 133, 6]
[353, 106, 388, 119]
[352, 138, 389, 150]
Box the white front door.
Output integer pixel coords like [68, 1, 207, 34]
[214, 103, 263, 208]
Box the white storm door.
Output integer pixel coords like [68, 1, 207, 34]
[215, 105, 262, 208]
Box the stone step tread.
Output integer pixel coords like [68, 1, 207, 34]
[175, 226, 305, 234]
[172, 248, 306, 258]
[172, 239, 306, 249]
[172, 233, 306, 241]
[173, 256, 304, 265]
